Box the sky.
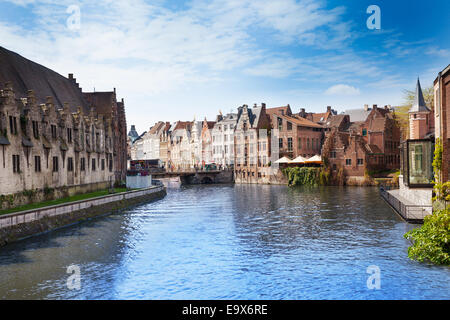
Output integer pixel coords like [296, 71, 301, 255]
[0, 0, 449, 133]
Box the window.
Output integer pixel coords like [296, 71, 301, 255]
[68, 157, 74, 172]
[67, 128, 72, 143]
[80, 158, 86, 171]
[287, 122, 292, 131]
[109, 155, 113, 172]
[34, 156, 41, 172]
[32, 121, 39, 138]
[298, 138, 302, 150]
[279, 138, 283, 149]
[332, 164, 337, 171]
[346, 159, 352, 166]
[52, 156, 59, 172]
[330, 151, 337, 158]
[357, 159, 364, 166]
[288, 138, 293, 151]
[9, 116, 17, 135]
[12, 155, 20, 173]
[278, 118, 283, 131]
[92, 158, 96, 171]
[51, 125, 57, 139]
[362, 128, 367, 136]
[307, 138, 310, 149]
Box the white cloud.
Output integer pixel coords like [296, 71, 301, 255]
[325, 84, 360, 96]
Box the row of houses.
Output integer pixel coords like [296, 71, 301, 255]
[129, 100, 401, 184]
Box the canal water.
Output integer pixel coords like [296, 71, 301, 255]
[0, 185, 449, 299]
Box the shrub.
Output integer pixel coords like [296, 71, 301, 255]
[404, 208, 450, 265]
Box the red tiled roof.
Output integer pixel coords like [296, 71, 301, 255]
[282, 114, 324, 128]
[266, 105, 291, 117]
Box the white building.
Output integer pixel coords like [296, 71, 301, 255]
[212, 112, 238, 167]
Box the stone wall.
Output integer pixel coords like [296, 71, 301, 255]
[398, 175, 432, 206]
[0, 181, 111, 211]
[0, 186, 166, 247]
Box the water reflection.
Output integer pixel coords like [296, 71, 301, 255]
[0, 185, 448, 299]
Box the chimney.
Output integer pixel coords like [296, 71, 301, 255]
[68, 73, 74, 80]
[364, 104, 369, 111]
[373, 104, 377, 110]
[261, 103, 266, 108]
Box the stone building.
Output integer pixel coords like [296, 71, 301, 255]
[0, 47, 127, 203]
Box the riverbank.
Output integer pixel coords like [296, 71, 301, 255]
[0, 185, 166, 247]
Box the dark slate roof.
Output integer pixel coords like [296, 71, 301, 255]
[83, 92, 115, 115]
[410, 78, 430, 112]
[0, 46, 89, 113]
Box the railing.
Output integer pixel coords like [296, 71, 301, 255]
[379, 187, 432, 222]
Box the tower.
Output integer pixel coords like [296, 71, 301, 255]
[409, 78, 431, 139]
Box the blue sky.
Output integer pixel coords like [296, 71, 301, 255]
[0, 0, 449, 133]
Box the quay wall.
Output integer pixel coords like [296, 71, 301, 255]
[0, 186, 166, 247]
[0, 181, 113, 212]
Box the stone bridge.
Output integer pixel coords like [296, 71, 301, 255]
[152, 170, 234, 185]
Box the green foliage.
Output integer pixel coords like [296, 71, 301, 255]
[283, 167, 327, 186]
[22, 189, 37, 199]
[43, 185, 54, 196]
[432, 138, 450, 201]
[404, 208, 450, 265]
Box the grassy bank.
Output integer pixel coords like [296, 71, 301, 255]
[0, 188, 128, 216]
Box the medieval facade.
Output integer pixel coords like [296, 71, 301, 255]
[0, 47, 128, 198]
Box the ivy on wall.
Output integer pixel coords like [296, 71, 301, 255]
[282, 167, 330, 186]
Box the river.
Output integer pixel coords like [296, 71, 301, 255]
[0, 185, 449, 299]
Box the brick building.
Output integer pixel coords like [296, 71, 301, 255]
[409, 79, 434, 140]
[266, 105, 325, 159]
[322, 105, 400, 180]
[434, 64, 450, 182]
[0, 46, 128, 202]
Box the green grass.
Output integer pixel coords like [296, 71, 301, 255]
[0, 188, 128, 216]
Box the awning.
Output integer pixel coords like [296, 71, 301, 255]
[290, 155, 307, 163]
[274, 156, 292, 164]
[305, 155, 322, 164]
